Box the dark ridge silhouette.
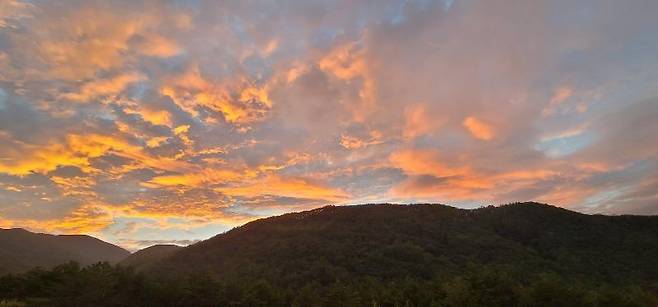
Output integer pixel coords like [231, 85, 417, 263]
[0, 228, 129, 275]
[149, 202, 658, 286]
[1, 202, 657, 306]
[120, 244, 182, 270]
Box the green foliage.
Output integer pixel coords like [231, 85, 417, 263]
[152, 203, 658, 289]
[0, 203, 657, 306]
[1, 262, 655, 307]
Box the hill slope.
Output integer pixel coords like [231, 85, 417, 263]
[150, 202, 658, 287]
[120, 244, 182, 270]
[0, 228, 130, 274]
[3, 202, 657, 306]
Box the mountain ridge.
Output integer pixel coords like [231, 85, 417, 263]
[0, 227, 130, 275]
[120, 244, 183, 270]
[2, 202, 657, 306]
[142, 202, 658, 287]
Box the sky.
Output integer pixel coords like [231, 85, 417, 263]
[0, 0, 657, 250]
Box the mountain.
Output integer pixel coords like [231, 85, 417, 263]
[120, 244, 182, 270]
[150, 202, 658, 286]
[0, 228, 130, 275]
[2, 202, 657, 306]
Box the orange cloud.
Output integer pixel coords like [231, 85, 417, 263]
[120, 198, 254, 223]
[24, 4, 177, 82]
[388, 146, 605, 206]
[0, 203, 112, 235]
[262, 39, 278, 56]
[462, 116, 494, 140]
[61, 73, 145, 102]
[536, 185, 597, 208]
[339, 130, 384, 149]
[0, 138, 98, 176]
[137, 108, 173, 127]
[145, 136, 169, 148]
[542, 86, 573, 116]
[149, 168, 252, 187]
[136, 33, 180, 57]
[284, 64, 309, 84]
[389, 149, 465, 178]
[37, 9, 146, 80]
[319, 42, 366, 81]
[551, 87, 573, 105]
[160, 67, 272, 125]
[49, 175, 96, 197]
[1, 0, 655, 248]
[216, 175, 349, 202]
[173, 124, 193, 148]
[497, 170, 557, 181]
[0, 133, 190, 176]
[403, 104, 434, 139]
[390, 178, 465, 200]
[388, 149, 566, 201]
[240, 86, 273, 108]
[0, 0, 32, 29]
[318, 41, 376, 122]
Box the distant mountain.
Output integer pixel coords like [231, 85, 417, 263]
[0, 228, 130, 274]
[150, 202, 658, 286]
[120, 244, 182, 270]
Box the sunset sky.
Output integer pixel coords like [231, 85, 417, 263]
[1, 0, 657, 250]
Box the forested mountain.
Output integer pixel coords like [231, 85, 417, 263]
[1, 202, 657, 306]
[119, 244, 182, 270]
[151, 202, 658, 286]
[0, 228, 129, 275]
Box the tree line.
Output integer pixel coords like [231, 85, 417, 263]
[0, 261, 655, 307]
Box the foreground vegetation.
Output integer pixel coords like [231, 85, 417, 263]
[0, 261, 655, 307]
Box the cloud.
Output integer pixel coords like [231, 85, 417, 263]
[133, 33, 181, 58]
[61, 73, 145, 102]
[148, 169, 251, 187]
[388, 148, 494, 200]
[403, 104, 435, 139]
[126, 107, 174, 128]
[0, 200, 112, 234]
[462, 116, 494, 141]
[389, 149, 466, 178]
[0, 1, 32, 29]
[339, 130, 384, 149]
[35, 6, 146, 80]
[160, 66, 273, 126]
[216, 175, 349, 202]
[542, 86, 573, 116]
[1, 0, 658, 248]
[318, 41, 376, 122]
[0, 132, 182, 176]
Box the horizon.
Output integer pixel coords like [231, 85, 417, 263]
[0, 201, 651, 251]
[1, 0, 658, 251]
